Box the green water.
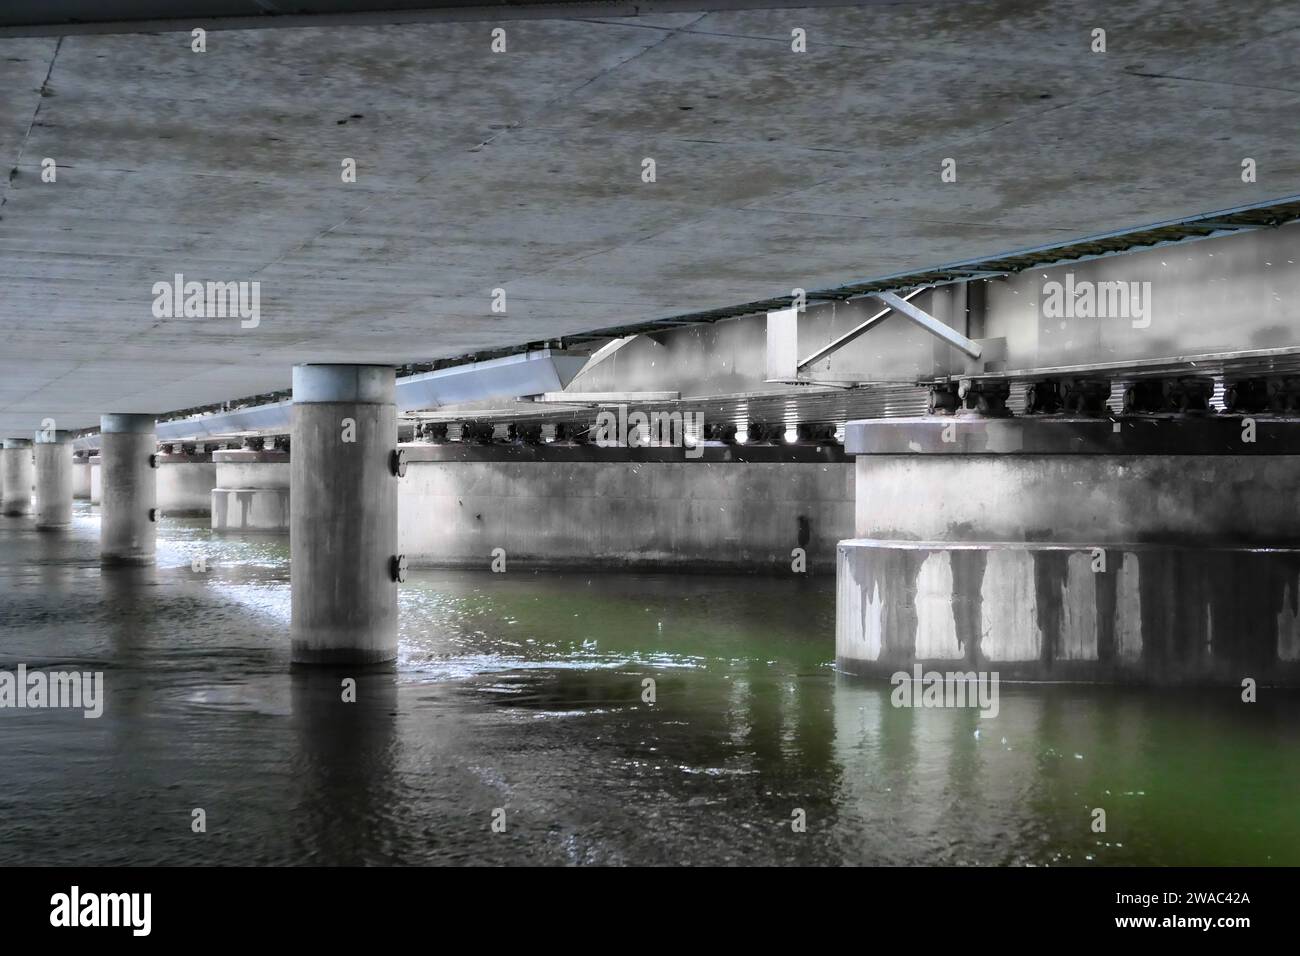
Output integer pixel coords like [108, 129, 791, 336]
[1, 505, 1297, 865]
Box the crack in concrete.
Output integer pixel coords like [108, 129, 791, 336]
[1, 35, 61, 215]
[1123, 69, 1300, 96]
[547, 12, 710, 105]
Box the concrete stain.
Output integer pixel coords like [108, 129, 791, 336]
[1031, 550, 1071, 668]
[841, 542, 1300, 684]
[948, 548, 987, 664]
[855, 546, 926, 667]
[1093, 558, 1119, 664]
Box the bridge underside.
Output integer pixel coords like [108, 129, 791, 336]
[3, 0, 1300, 432]
[1, 1, 1298, 683]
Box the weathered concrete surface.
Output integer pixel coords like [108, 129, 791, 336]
[838, 417, 1300, 684]
[211, 449, 289, 531]
[213, 450, 290, 491]
[2, 1, 1299, 432]
[837, 539, 1300, 685]
[855, 455, 1300, 546]
[0, 439, 33, 515]
[156, 453, 216, 516]
[99, 414, 156, 565]
[212, 488, 290, 531]
[398, 457, 852, 571]
[33, 430, 74, 529]
[72, 455, 92, 499]
[290, 365, 398, 664]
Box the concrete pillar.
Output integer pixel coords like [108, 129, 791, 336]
[33, 430, 74, 530]
[72, 451, 93, 499]
[291, 365, 398, 664]
[1, 439, 34, 516]
[100, 414, 157, 565]
[836, 414, 1300, 686]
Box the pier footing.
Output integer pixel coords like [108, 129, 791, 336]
[836, 415, 1300, 685]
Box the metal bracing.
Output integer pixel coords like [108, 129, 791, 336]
[797, 289, 924, 370]
[873, 292, 982, 360]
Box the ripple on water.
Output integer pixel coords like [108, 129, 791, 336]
[3, 513, 1300, 865]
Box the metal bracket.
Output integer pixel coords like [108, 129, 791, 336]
[390, 448, 407, 477]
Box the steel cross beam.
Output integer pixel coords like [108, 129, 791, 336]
[874, 291, 982, 359]
[795, 288, 982, 369]
[797, 289, 925, 370]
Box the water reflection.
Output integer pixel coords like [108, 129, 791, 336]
[288, 670, 400, 864]
[0, 504, 1298, 865]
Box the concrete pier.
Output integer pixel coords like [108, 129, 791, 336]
[211, 448, 289, 531]
[290, 365, 398, 665]
[100, 414, 157, 565]
[72, 451, 92, 500]
[33, 430, 74, 530]
[398, 441, 852, 571]
[155, 447, 217, 517]
[836, 416, 1300, 685]
[1, 439, 34, 516]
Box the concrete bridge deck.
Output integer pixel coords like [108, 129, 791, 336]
[3, 0, 1300, 432]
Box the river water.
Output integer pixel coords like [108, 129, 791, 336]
[1, 504, 1298, 865]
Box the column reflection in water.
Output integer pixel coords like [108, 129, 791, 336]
[288, 670, 400, 864]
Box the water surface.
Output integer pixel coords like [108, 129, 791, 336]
[1, 505, 1298, 865]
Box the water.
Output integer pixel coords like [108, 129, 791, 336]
[1, 504, 1298, 866]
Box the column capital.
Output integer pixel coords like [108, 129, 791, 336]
[100, 414, 157, 434]
[34, 429, 74, 444]
[292, 365, 394, 405]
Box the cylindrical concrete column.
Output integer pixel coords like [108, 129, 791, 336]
[33, 430, 74, 530]
[291, 365, 398, 664]
[1, 439, 34, 516]
[100, 414, 157, 565]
